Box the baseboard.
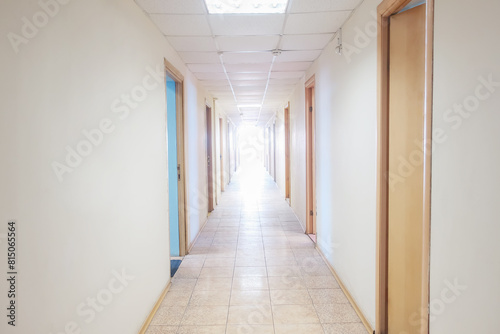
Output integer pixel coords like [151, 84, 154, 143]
[316, 246, 374, 334]
[187, 217, 209, 253]
[138, 281, 171, 334]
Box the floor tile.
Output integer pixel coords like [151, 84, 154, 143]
[177, 325, 226, 334]
[233, 277, 269, 290]
[314, 304, 361, 323]
[228, 305, 273, 325]
[181, 305, 229, 325]
[226, 324, 275, 334]
[308, 289, 349, 304]
[151, 306, 186, 326]
[322, 323, 367, 334]
[234, 266, 268, 277]
[189, 289, 231, 306]
[145, 325, 178, 334]
[230, 289, 271, 305]
[270, 289, 313, 305]
[272, 304, 320, 324]
[275, 324, 325, 334]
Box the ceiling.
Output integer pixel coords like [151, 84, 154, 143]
[134, 0, 361, 126]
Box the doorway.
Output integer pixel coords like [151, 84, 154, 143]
[284, 103, 291, 203]
[376, 1, 433, 333]
[206, 105, 214, 213]
[305, 76, 316, 237]
[165, 59, 187, 257]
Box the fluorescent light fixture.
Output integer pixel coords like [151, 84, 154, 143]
[238, 104, 262, 108]
[205, 0, 289, 14]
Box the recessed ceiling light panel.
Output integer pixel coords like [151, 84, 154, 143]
[205, 0, 289, 14]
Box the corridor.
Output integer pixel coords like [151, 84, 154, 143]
[145, 163, 366, 333]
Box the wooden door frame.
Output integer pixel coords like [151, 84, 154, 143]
[164, 58, 188, 256]
[219, 118, 225, 192]
[376, 1, 434, 333]
[305, 75, 316, 235]
[284, 103, 291, 202]
[206, 103, 214, 213]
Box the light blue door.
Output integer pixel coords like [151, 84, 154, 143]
[166, 76, 180, 256]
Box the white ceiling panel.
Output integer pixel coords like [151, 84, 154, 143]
[209, 15, 285, 36]
[167, 36, 217, 52]
[225, 63, 272, 73]
[269, 78, 300, 85]
[150, 14, 211, 36]
[231, 80, 268, 87]
[276, 50, 323, 62]
[195, 72, 228, 80]
[216, 35, 280, 52]
[188, 63, 224, 72]
[281, 34, 333, 51]
[273, 61, 312, 71]
[179, 52, 220, 64]
[284, 12, 350, 35]
[222, 52, 274, 64]
[135, 0, 207, 14]
[290, 0, 361, 13]
[228, 73, 270, 81]
[201, 80, 230, 86]
[234, 86, 266, 93]
[270, 71, 305, 79]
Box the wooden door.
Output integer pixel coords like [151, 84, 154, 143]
[206, 106, 214, 212]
[385, 4, 429, 333]
[285, 104, 291, 201]
[306, 77, 316, 235]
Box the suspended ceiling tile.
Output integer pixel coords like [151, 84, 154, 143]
[225, 63, 272, 73]
[270, 71, 305, 79]
[284, 12, 350, 35]
[222, 52, 274, 64]
[281, 34, 333, 51]
[135, 0, 207, 14]
[231, 80, 269, 87]
[188, 63, 224, 72]
[273, 61, 312, 71]
[290, 0, 360, 13]
[201, 80, 230, 86]
[209, 14, 285, 36]
[216, 35, 280, 52]
[194, 72, 228, 80]
[228, 73, 269, 81]
[276, 50, 323, 62]
[269, 78, 300, 85]
[150, 14, 211, 36]
[267, 84, 297, 92]
[178, 52, 220, 64]
[167, 36, 217, 52]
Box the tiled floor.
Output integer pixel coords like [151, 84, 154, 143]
[146, 164, 366, 334]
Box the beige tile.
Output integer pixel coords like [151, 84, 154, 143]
[177, 325, 226, 334]
[195, 277, 233, 291]
[199, 266, 234, 278]
[161, 290, 192, 307]
[230, 290, 271, 305]
[170, 278, 197, 291]
[151, 306, 186, 326]
[272, 304, 320, 324]
[305, 276, 340, 289]
[267, 266, 302, 277]
[146, 325, 178, 334]
[322, 323, 367, 334]
[226, 324, 275, 334]
[275, 324, 325, 334]
[203, 257, 235, 267]
[181, 305, 229, 325]
[314, 304, 361, 324]
[233, 277, 269, 290]
[266, 257, 298, 266]
[190, 289, 231, 306]
[301, 265, 333, 277]
[234, 266, 268, 277]
[308, 289, 349, 304]
[268, 276, 307, 290]
[270, 289, 312, 305]
[235, 257, 266, 267]
[174, 267, 202, 279]
[180, 258, 205, 268]
[228, 305, 273, 325]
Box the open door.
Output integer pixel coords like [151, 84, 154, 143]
[165, 59, 187, 257]
[305, 76, 316, 237]
[376, 1, 433, 333]
[206, 105, 214, 213]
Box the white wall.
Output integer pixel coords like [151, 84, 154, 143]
[275, 109, 287, 197]
[0, 0, 211, 332]
[285, 0, 379, 327]
[430, 0, 500, 333]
